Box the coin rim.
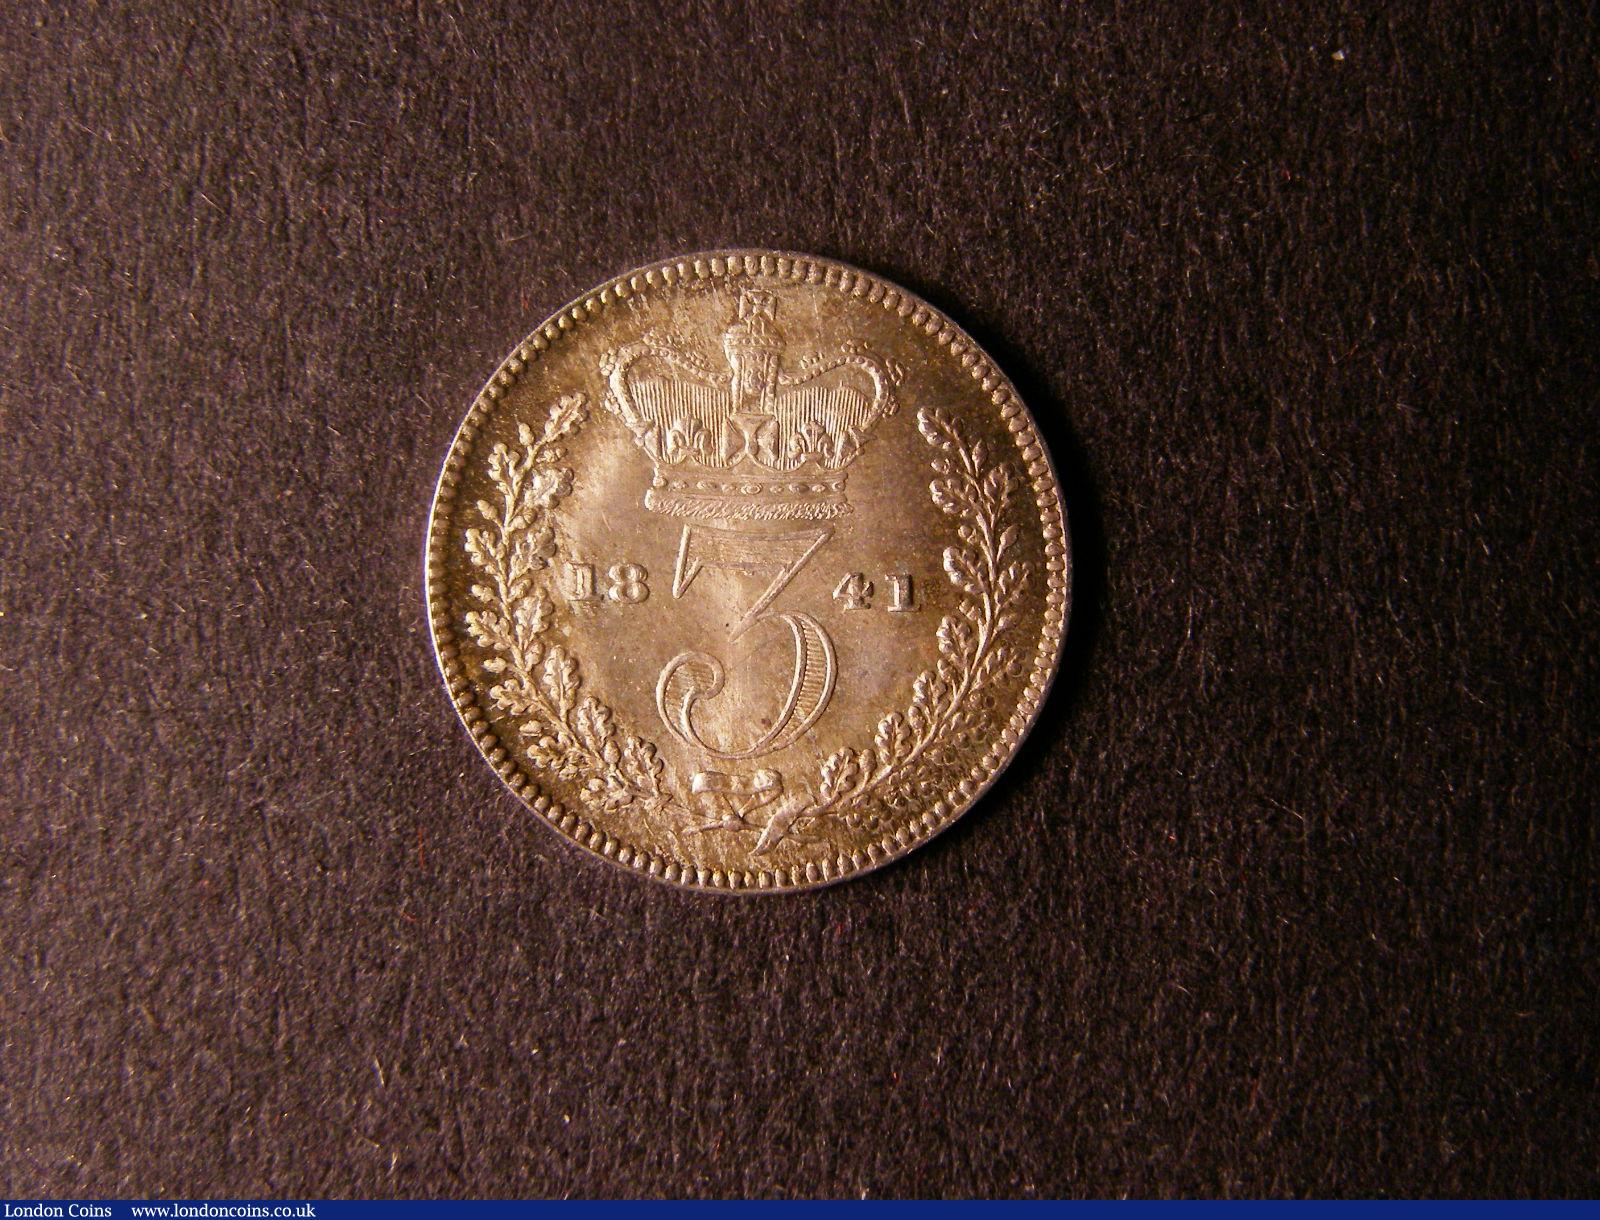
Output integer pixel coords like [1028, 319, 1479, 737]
[426, 250, 1070, 893]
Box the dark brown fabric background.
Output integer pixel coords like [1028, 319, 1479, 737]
[2, 0, 1596, 1200]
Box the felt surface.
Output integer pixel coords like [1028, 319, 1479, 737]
[1, 0, 1596, 1200]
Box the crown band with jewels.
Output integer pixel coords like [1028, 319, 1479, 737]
[600, 288, 902, 522]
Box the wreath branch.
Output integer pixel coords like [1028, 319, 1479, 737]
[462, 393, 685, 818]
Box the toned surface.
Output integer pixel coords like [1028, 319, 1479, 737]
[2, 0, 1596, 1199]
[429, 255, 1068, 889]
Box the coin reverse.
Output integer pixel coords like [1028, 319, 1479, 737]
[426, 251, 1069, 891]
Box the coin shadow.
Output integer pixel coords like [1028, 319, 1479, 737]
[847, 260, 1106, 868]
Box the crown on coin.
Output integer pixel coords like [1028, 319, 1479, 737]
[599, 288, 902, 522]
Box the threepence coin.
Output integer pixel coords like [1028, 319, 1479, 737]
[427, 251, 1069, 891]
